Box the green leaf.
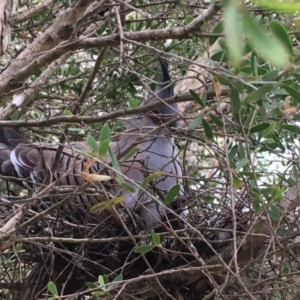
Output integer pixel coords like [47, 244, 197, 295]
[282, 265, 290, 275]
[293, 164, 298, 179]
[184, 15, 194, 25]
[136, 18, 145, 31]
[280, 124, 300, 135]
[119, 147, 139, 163]
[202, 119, 214, 140]
[241, 171, 263, 179]
[86, 282, 97, 288]
[210, 20, 224, 45]
[259, 142, 280, 152]
[164, 184, 180, 205]
[201, 92, 207, 107]
[250, 123, 270, 133]
[68, 127, 84, 133]
[259, 105, 266, 122]
[134, 245, 155, 253]
[244, 85, 274, 104]
[106, 274, 123, 291]
[112, 274, 123, 282]
[271, 132, 285, 151]
[218, 37, 227, 51]
[63, 109, 73, 116]
[100, 124, 110, 143]
[224, 2, 243, 68]
[15, 243, 23, 251]
[188, 114, 203, 130]
[238, 141, 246, 159]
[291, 72, 300, 82]
[108, 147, 123, 183]
[87, 135, 99, 152]
[99, 139, 109, 157]
[189, 90, 205, 108]
[146, 19, 153, 29]
[261, 121, 276, 137]
[47, 281, 58, 296]
[151, 231, 161, 246]
[98, 275, 105, 286]
[90, 196, 126, 213]
[232, 174, 242, 189]
[209, 114, 223, 126]
[253, 220, 264, 230]
[215, 74, 230, 86]
[243, 13, 289, 69]
[270, 20, 293, 57]
[80, 105, 87, 113]
[252, 1, 300, 14]
[91, 290, 106, 296]
[128, 96, 139, 108]
[228, 145, 238, 161]
[234, 79, 244, 93]
[245, 110, 256, 128]
[230, 88, 241, 115]
[251, 52, 258, 76]
[261, 70, 280, 81]
[268, 205, 281, 221]
[282, 84, 300, 103]
[253, 196, 262, 214]
[139, 172, 163, 196]
[278, 174, 295, 185]
[102, 274, 109, 284]
[121, 182, 136, 193]
[236, 158, 249, 170]
[271, 186, 285, 202]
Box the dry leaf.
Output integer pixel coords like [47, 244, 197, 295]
[283, 106, 298, 114]
[284, 97, 290, 110]
[81, 172, 112, 182]
[213, 78, 221, 100]
[83, 156, 97, 172]
[90, 196, 127, 213]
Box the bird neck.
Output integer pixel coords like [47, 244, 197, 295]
[128, 116, 173, 140]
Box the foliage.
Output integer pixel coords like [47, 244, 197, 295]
[1, 0, 300, 299]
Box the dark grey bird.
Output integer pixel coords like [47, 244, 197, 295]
[0, 59, 183, 229]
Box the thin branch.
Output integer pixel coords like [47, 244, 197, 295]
[0, 88, 230, 127]
[11, 0, 55, 24]
[0, 52, 71, 119]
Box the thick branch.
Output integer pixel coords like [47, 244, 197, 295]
[0, 0, 95, 101]
[0, 2, 221, 103]
[0, 52, 71, 120]
[0, 0, 13, 55]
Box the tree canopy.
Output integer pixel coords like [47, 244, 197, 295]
[1, 0, 300, 299]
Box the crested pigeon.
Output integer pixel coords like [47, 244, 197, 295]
[0, 59, 183, 229]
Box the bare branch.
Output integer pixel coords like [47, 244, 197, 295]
[11, 0, 55, 24]
[0, 0, 13, 55]
[0, 88, 230, 126]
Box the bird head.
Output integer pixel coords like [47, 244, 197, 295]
[145, 58, 179, 129]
